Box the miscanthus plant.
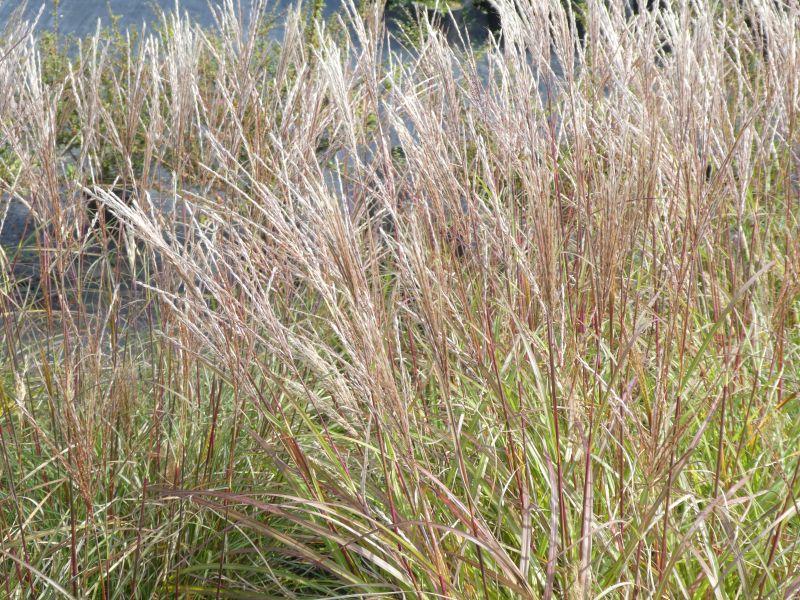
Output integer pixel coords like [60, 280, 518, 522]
[0, 0, 798, 597]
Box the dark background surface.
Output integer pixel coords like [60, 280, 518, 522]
[0, 0, 359, 37]
[0, 1, 227, 36]
[0, 0, 498, 44]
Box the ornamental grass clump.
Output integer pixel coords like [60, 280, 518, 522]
[0, 0, 798, 597]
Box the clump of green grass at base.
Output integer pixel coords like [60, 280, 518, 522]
[1, 0, 799, 598]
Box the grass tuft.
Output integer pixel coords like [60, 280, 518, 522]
[1, 0, 799, 597]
